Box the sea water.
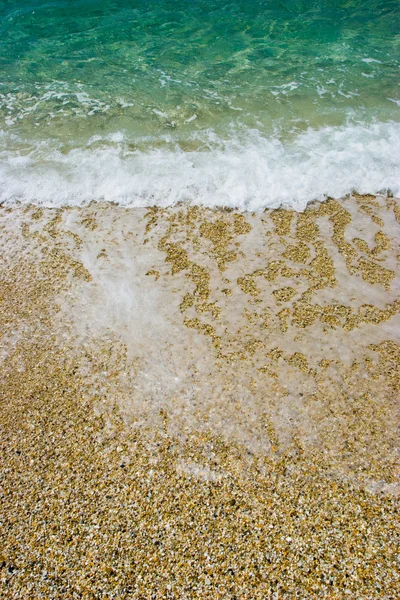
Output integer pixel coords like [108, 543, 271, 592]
[0, 0, 399, 209]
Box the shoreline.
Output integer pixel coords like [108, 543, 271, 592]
[2, 120, 400, 211]
[1, 194, 399, 596]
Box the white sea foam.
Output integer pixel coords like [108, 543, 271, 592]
[0, 121, 399, 211]
[361, 58, 382, 64]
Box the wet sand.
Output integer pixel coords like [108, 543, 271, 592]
[1, 195, 399, 598]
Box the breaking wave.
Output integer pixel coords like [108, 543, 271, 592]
[1, 121, 399, 211]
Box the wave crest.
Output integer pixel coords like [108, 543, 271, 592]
[1, 122, 399, 210]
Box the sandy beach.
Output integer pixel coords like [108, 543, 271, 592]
[1, 0, 400, 595]
[0, 194, 399, 597]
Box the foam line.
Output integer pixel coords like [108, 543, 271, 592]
[1, 122, 399, 211]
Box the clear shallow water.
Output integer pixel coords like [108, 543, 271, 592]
[0, 0, 399, 209]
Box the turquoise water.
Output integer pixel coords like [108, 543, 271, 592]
[0, 0, 399, 209]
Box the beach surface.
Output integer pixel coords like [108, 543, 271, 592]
[1, 194, 399, 598]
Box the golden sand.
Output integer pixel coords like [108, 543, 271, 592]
[0, 195, 399, 598]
